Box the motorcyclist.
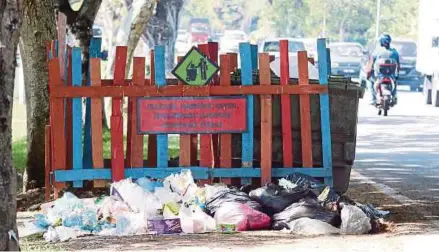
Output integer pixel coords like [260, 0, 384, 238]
[366, 34, 400, 105]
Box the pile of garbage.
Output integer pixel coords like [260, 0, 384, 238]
[22, 170, 390, 242]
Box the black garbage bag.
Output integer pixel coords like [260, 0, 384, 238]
[205, 189, 262, 216]
[249, 183, 314, 215]
[272, 198, 341, 230]
[284, 172, 326, 195]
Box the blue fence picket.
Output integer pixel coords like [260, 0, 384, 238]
[154, 45, 168, 168]
[317, 38, 333, 186]
[72, 47, 83, 188]
[83, 37, 102, 169]
[239, 43, 254, 185]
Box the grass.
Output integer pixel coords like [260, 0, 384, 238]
[13, 138, 27, 175]
[12, 129, 180, 175]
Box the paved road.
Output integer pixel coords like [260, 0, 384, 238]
[354, 88, 439, 216]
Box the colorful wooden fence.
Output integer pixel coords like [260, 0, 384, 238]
[45, 37, 333, 199]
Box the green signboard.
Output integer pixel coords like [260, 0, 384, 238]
[171, 46, 220, 86]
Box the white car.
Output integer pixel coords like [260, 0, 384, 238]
[295, 38, 318, 61]
[259, 38, 306, 59]
[175, 30, 190, 55]
[220, 30, 248, 53]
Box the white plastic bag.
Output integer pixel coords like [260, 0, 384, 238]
[154, 187, 182, 205]
[288, 218, 340, 236]
[205, 184, 229, 201]
[55, 226, 78, 242]
[341, 205, 372, 235]
[179, 203, 216, 233]
[163, 170, 195, 196]
[44, 227, 59, 243]
[46, 192, 84, 225]
[116, 212, 147, 236]
[111, 178, 162, 218]
[97, 196, 131, 223]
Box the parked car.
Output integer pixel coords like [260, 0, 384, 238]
[188, 24, 210, 45]
[296, 38, 318, 61]
[259, 38, 306, 58]
[220, 30, 248, 53]
[176, 30, 190, 55]
[328, 42, 364, 79]
[360, 39, 423, 91]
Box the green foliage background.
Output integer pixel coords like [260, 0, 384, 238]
[180, 0, 419, 45]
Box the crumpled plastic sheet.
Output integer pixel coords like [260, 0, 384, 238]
[340, 205, 372, 235]
[287, 217, 340, 236]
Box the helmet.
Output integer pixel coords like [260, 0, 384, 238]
[379, 34, 392, 47]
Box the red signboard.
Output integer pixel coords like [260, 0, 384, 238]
[137, 97, 247, 134]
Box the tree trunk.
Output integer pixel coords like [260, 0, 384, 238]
[20, 0, 57, 191]
[144, 0, 184, 71]
[125, 0, 156, 77]
[105, 0, 156, 78]
[0, 0, 21, 250]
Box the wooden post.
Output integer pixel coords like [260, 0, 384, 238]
[219, 54, 232, 185]
[280, 40, 293, 167]
[154, 45, 168, 168]
[111, 46, 127, 181]
[298, 51, 313, 168]
[198, 44, 213, 185]
[71, 47, 83, 188]
[147, 49, 157, 167]
[178, 56, 193, 167]
[259, 53, 272, 185]
[239, 43, 254, 185]
[317, 39, 333, 186]
[127, 57, 145, 168]
[45, 125, 51, 201]
[90, 58, 105, 187]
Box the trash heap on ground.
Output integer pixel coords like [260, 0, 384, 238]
[23, 170, 390, 242]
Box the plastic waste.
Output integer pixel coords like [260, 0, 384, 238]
[46, 192, 85, 225]
[34, 214, 50, 229]
[356, 203, 390, 220]
[147, 218, 182, 234]
[287, 218, 340, 236]
[110, 178, 162, 218]
[116, 212, 147, 236]
[97, 196, 131, 224]
[205, 184, 229, 201]
[206, 188, 262, 216]
[249, 183, 314, 215]
[163, 203, 179, 219]
[340, 205, 372, 235]
[179, 202, 216, 233]
[154, 187, 182, 205]
[137, 177, 163, 192]
[214, 202, 271, 231]
[272, 198, 341, 230]
[98, 228, 118, 236]
[20, 221, 47, 238]
[317, 186, 340, 211]
[44, 227, 59, 243]
[163, 169, 195, 196]
[284, 173, 326, 195]
[55, 226, 78, 242]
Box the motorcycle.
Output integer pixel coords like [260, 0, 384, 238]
[374, 59, 397, 116]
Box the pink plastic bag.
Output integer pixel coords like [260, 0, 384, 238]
[214, 202, 271, 231]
